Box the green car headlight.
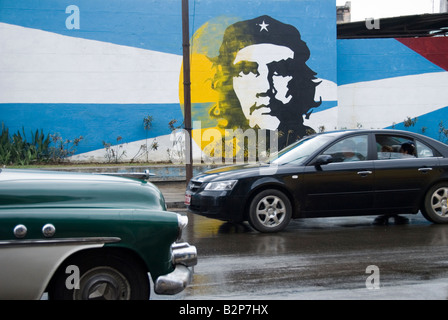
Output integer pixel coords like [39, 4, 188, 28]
[177, 214, 188, 240]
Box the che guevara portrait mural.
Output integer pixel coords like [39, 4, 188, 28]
[209, 15, 322, 147]
[181, 10, 337, 159]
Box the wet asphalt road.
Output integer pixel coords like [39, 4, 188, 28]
[154, 211, 448, 300]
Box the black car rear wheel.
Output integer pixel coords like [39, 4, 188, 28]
[248, 189, 292, 233]
[422, 183, 448, 224]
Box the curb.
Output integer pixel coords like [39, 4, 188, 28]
[37, 164, 218, 182]
[166, 202, 188, 210]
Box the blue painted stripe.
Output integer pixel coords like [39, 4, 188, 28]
[0, 0, 337, 82]
[338, 39, 445, 86]
[0, 103, 184, 154]
[385, 106, 448, 143]
[0, 0, 183, 54]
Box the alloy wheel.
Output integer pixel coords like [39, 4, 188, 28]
[255, 195, 287, 228]
[431, 187, 448, 218]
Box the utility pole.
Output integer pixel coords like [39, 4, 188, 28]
[182, 0, 193, 185]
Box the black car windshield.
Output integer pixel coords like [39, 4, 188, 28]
[269, 134, 334, 165]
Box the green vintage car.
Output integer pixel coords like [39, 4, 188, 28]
[0, 168, 197, 300]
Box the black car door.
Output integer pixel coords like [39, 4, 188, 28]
[302, 134, 375, 215]
[373, 133, 440, 212]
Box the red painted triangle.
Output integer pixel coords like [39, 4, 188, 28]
[397, 37, 448, 71]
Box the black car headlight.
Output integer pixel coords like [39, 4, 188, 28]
[204, 180, 237, 191]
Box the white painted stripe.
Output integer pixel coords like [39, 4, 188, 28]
[0, 23, 183, 104]
[315, 78, 338, 102]
[337, 72, 448, 129]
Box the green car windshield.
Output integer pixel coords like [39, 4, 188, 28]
[269, 134, 333, 165]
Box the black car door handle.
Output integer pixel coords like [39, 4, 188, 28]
[357, 171, 372, 177]
[418, 167, 433, 173]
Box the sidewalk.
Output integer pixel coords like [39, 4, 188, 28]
[152, 180, 188, 209]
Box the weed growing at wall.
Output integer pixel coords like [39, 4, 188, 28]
[48, 134, 84, 164]
[167, 119, 185, 164]
[0, 123, 83, 166]
[439, 121, 448, 144]
[102, 136, 127, 164]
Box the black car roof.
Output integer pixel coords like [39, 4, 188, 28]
[315, 129, 448, 156]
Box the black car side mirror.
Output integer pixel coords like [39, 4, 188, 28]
[314, 154, 333, 167]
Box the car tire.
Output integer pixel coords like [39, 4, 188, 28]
[48, 249, 150, 300]
[421, 183, 448, 224]
[248, 189, 292, 233]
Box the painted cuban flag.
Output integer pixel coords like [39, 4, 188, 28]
[337, 37, 448, 141]
[0, 0, 337, 160]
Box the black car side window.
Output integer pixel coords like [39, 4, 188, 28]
[376, 135, 417, 159]
[415, 140, 438, 158]
[322, 135, 368, 163]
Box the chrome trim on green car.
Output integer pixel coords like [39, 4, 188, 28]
[0, 237, 121, 248]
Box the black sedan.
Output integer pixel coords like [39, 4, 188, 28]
[185, 129, 448, 232]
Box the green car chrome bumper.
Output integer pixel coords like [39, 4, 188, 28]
[155, 242, 197, 295]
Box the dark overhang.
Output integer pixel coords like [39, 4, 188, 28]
[337, 12, 448, 39]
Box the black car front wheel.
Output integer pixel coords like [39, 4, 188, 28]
[422, 183, 448, 224]
[248, 189, 292, 233]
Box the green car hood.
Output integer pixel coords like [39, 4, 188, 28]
[0, 169, 166, 211]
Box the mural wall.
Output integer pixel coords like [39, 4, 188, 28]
[0, 0, 337, 163]
[1, 1, 446, 165]
[338, 37, 448, 142]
